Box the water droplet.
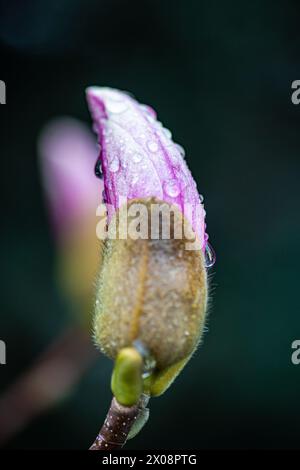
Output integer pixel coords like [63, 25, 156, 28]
[169, 152, 180, 167]
[163, 179, 181, 198]
[94, 159, 103, 179]
[205, 241, 216, 268]
[142, 354, 156, 379]
[106, 99, 128, 114]
[199, 194, 204, 203]
[163, 127, 172, 139]
[175, 143, 185, 158]
[133, 340, 156, 378]
[109, 158, 120, 173]
[146, 114, 155, 123]
[132, 152, 143, 163]
[147, 140, 159, 153]
[140, 104, 156, 118]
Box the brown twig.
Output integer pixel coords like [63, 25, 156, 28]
[0, 325, 97, 447]
[89, 394, 149, 450]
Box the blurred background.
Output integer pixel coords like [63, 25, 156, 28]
[0, 0, 300, 449]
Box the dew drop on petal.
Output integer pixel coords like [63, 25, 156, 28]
[205, 241, 216, 268]
[163, 127, 172, 139]
[106, 99, 128, 114]
[109, 158, 120, 173]
[140, 104, 157, 119]
[94, 158, 103, 179]
[146, 114, 155, 123]
[142, 354, 157, 379]
[133, 339, 156, 379]
[175, 143, 185, 158]
[169, 151, 180, 167]
[199, 194, 204, 203]
[163, 179, 181, 198]
[132, 152, 143, 163]
[147, 140, 159, 153]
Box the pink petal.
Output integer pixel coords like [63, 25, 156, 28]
[86, 87, 207, 249]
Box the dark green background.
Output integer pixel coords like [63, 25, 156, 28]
[0, 0, 299, 449]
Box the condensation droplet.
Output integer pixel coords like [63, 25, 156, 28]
[132, 152, 143, 163]
[140, 104, 156, 119]
[169, 152, 180, 167]
[106, 99, 128, 114]
[109, 158, 120, 173]
[94, 158, 103, 179]
[199, 194, 204, 203]
[175, 143, 185, 158]
[142, 354, 156, 379]
[205, 241, 216, 268]
[163, 127, 172, 139]
[147, 140, 159, 153]
[163, 179, 181, 198]
[133, 340, 156, 379]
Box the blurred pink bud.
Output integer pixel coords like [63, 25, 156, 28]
[86, 87, 207, 249]
[38, 117, 102, 239]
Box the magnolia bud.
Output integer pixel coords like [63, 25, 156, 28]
[87, 87, 211, 406]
